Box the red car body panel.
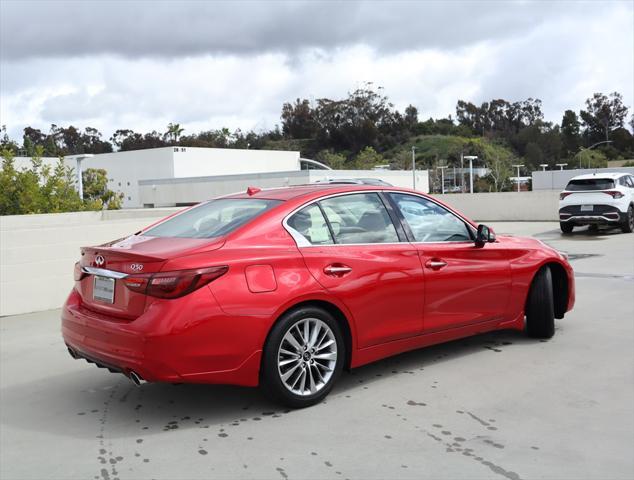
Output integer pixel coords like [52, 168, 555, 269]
[61, 185, 575, 387]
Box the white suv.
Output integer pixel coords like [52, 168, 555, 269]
[559, 172, 634, 234]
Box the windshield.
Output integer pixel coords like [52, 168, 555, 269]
[565, 179, 615, 191]
[144, 198, 281, 238]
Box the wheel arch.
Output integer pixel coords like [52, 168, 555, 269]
[526, 262, 568, 319]
[264, 299, 354, 370]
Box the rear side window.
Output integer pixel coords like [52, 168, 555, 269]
[565, 179, 615, 191]
[287, 204, 334, 245]
[319, 193, 399, 244]
[144, 198, 281, 238]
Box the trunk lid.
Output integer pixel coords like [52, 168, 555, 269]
[77, 235, 225, 319]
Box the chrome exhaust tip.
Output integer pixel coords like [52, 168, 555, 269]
[128, 371, 147, 386]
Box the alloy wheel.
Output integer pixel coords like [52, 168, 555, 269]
[277, 318, 337, 396]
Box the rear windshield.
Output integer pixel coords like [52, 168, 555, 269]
[144, 198, 281, 238]
[565, 179, 615, 191]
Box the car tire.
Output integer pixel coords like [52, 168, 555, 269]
[261, 306, 345, 408]
[560, 222, 574, 234]
[525, 267, 555, 339]
[621, 205, 634, 233]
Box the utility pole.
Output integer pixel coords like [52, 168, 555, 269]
[411, 146, 416, 190]
[464, 155, 478, 194]
[74, 154, 94, 200]
[438, 165, 448, 194]
[460, 152, 464, 193]
[512, 164, 524, 193]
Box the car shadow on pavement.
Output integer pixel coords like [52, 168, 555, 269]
[0, 328, 550, 440]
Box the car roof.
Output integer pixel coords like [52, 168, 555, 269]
[568, 172, 629, 181]
[224, 184, 401, 201]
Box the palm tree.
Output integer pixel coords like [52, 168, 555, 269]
[165, 123, 184, 144]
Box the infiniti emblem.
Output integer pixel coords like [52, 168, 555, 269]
[94, 254, 105, 267]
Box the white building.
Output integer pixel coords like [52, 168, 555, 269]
[11, 146, 429, 208]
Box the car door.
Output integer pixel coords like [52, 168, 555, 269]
[285, 192, 424, 348]
[387, 192, 512, 333]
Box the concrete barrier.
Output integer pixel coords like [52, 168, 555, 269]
[0, 208, 180, 316]
[432, 191, 560, 222]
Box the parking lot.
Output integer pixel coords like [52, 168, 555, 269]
[1, 222, 633, 480]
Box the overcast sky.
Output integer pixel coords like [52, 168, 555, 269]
[1, 0, 633, 141]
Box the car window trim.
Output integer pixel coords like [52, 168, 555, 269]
[282, 190, 477, 247]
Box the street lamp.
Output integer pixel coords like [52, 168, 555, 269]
[411, 146, 416, 190]
[464, 155, 478, 194]
[74, 154, 94, 200]
[539, 164, 548, 171]
[556, 163, 568, 170]
[576, 140, 613, 168]
[438, 165, 448, 194]
[512, 164, 524, 193]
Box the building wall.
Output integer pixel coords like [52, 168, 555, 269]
[307, 170, 430, 192]
[172, 147, 300, 177]
[532, 167, 634, 190]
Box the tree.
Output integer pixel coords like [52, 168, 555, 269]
[165, 123, 184, 144]
[353, 146, 383, 169]
[484, 154, 513, 192]
[561, 110, 581, 157]
[580, 92, 629, 142]
[281, 99, 317, 139]
[315, 150, 347, 170]
[82, 168, 123, 210]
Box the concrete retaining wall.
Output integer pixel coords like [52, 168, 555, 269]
[532, 167, 634, 190]
[433, 191, 560, 222]
[0, 208, 179, 317]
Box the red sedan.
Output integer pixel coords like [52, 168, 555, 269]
[62, 185, 575, 407]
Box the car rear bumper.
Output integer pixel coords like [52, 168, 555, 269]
[61, 288, 266, 386]
[559, 205, 625, 224]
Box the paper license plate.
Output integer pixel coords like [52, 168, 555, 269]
[93, 276, 115, 304]
[580, 205, 593, 212]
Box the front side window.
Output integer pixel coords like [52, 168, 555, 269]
[144, 198, 281, 238]
[389, 193, 472, 242]
[287, 204, 334, 245]
[318, 193, 399, 244]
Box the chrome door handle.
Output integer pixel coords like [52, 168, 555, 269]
[425, 259, 447, 270]
[324, 264, 352, 276]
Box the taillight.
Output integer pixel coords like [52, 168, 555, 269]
[123, 266, 228, 299]
[603, 190, 624, 199]
[560, 192, 572, 200]
[74, 262, 87, 281]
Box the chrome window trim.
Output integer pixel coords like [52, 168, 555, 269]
[81, 266, 128, 279]
[282, 189, 477, 247]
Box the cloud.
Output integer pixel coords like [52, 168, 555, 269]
[0, 0, 632, 143]
[0, 0, 600, 59]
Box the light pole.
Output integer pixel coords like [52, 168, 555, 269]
[438, 165, 448, 194]
[556, 163, 568, 170]
[74, 154, 94, 200]
[464, 155, 478, 194]
[539, 164, 548, 171]
[576, 140, 613, 168]
[512, 164, 524, 193]
[411, 146, 416, 190]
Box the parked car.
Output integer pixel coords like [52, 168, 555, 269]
[559, 172, 634, 234]
[62, 185, 575, 407]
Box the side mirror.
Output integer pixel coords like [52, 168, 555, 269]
[475, 224, 496, 247]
